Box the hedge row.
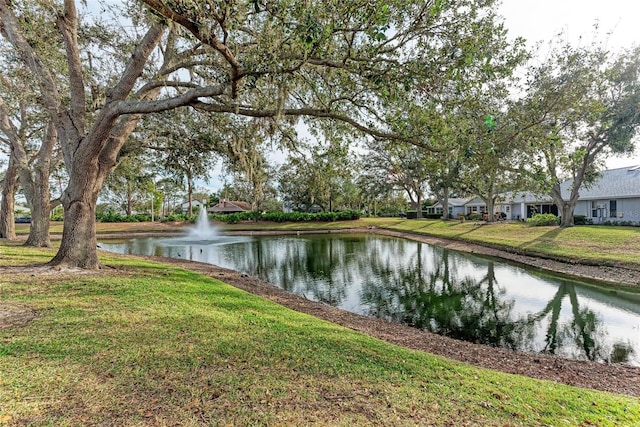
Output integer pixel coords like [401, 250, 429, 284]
[406, 211, 441, 219]
[211, 210, 362, 224]
[526, 213, 559, 226]
[97, 212, 152, 223]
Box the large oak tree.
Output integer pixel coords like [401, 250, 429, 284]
[1, 0, 516, 268]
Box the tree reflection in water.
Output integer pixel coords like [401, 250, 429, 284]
[360, 246, 519, 349]
[358, 242, 633, 364]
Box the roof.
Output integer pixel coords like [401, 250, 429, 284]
[208, 200, 252, 213]
[505, 166, 640, 203]
[561, 166, 640, 200]
[428, 197, 474, 208]
[505, 191, 552, 204]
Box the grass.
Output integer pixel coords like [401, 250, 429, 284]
[1, 242, 640, 425]
[373, 218, 640, 269]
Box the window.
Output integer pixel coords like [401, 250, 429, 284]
[591, 201, 598, 218]
[610, 200, 617, 218]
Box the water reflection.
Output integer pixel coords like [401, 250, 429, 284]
[100, 234, 640, 365]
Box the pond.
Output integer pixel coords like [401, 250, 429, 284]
[99, 232, 640, 366]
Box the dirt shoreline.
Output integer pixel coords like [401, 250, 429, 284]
[4, 226, 640, 397]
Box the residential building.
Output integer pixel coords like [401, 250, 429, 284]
[208, 200, 252, 214]
[426, 166, 640, 223]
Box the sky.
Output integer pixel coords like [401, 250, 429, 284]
[499, 0, 640, 169]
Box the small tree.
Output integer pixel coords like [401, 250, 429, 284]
[362, 140, 430, 218]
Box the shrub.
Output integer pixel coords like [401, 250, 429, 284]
[573, 215, 588, 225]
[406, 211, 435, 219]
[527, 213, 558, 226]
[96, 212, 152, 223]
[209, 212, 254, 224]
[424, 213, 442, 219]
[161, 213, 194, 223]
[259, 210, 360, 223]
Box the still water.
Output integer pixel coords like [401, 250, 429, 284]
[100, 233, 640, 365]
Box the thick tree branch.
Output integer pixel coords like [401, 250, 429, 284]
[107, 24, 165, 102]
[57, 0, 86, 135]
[0, 0, 64, 129]
[141, 0, 242, 97]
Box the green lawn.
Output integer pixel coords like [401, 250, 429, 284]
[373, 218, 640, 269]
[1, 242, 639, 426]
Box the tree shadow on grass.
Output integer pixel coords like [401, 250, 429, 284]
[517, 227, 563, 252]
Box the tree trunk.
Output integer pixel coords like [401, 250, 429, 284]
[23, 181, 52, 247]
[0, 150, 18, 240]
[406, 190, 419, 218]
[187, 175, 193, 216]
[49, 154, 102, 268]
[18, 121, 56, 247]
[550, 182, 578, 228]
[556, 198, 578, 227]
[49, 190, 99, 268]
[441, 187, 450, 220]
[126, 182, 133, 216]
[416, 193, 423, 219]
[484, 197, 495, 223]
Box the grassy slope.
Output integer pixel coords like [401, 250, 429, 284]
[366, 218, 640, 269]
[0, 242, 639, 426]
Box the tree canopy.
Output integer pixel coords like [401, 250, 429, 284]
[5, 0, 630, 268]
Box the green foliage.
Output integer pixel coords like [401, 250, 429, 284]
[527, 213, 559, 227]
[521, 43, 640, 227]
[211, 212, 255, 224]
[50, 209, 64, 222]
[572, 215, 590, 225]
[96, 212, 152, 223]
[423, 213, 442, 219]
[263, 210, 361, 222]
[406, 212, 442, 219]
[161, 213, 196, 223]
[598, 220, 638, 227]
[209, 210, 361, 224]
